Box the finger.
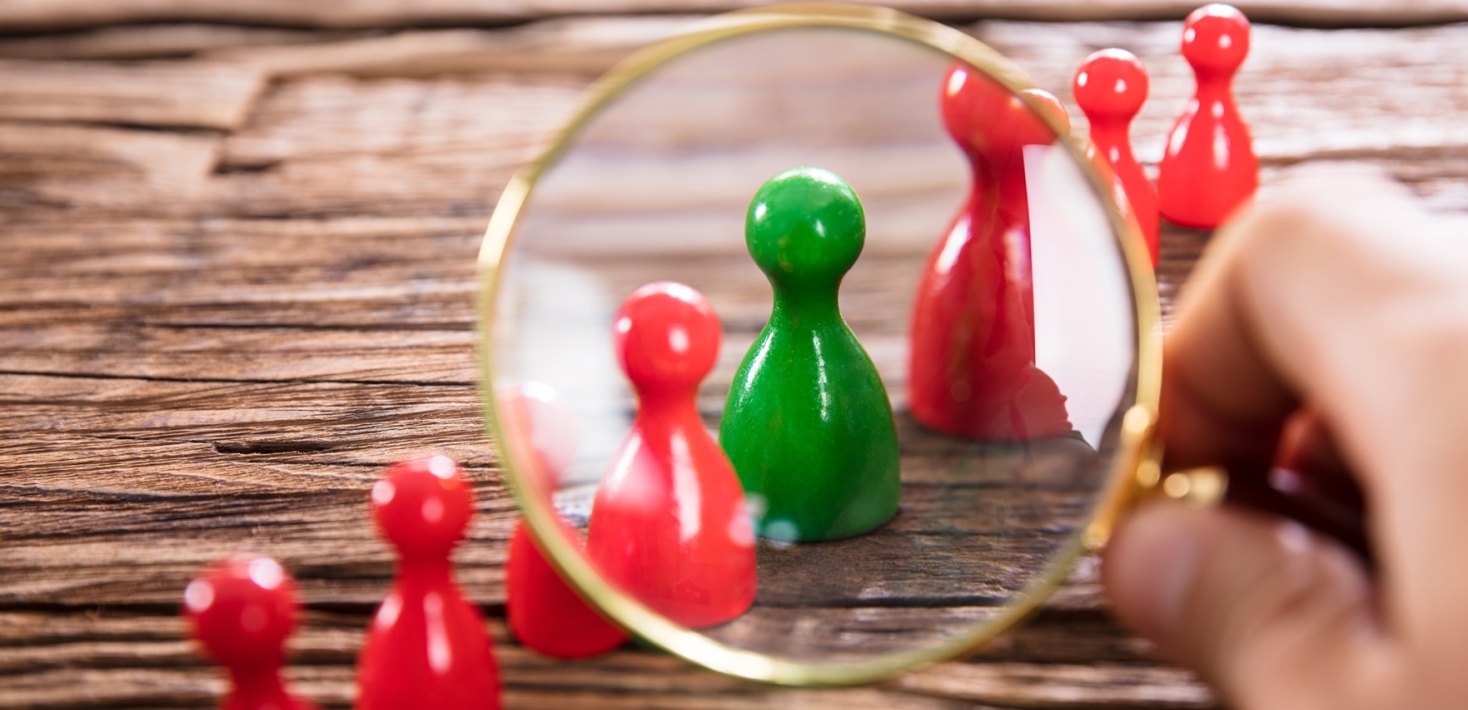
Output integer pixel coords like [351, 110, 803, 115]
[1161, 167, 1429, 477]
[1160, 220, 1296, 475]
[1103, 502, 1390, 710]
[1159, 167, 1468, 644]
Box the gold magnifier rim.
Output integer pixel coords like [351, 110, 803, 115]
[475, 2, 1163, 686]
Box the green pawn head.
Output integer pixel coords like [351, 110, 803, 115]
[746, 167, 865, 293]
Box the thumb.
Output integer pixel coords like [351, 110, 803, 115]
[1102, 502, 1387, 710]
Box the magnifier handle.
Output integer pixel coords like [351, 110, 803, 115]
[1223, 466, 1371, 566]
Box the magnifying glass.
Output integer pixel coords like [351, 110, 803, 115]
[478, 3, 1163, 685]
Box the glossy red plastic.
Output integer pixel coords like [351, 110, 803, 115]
[356, 455, 501, 710]
[1157, 3, 1258, 229]
[908, 63, 1074, 441]
[184, 556, 317, 710]
[1075, 48, 1159, 267]
[508, 523, 628, 658]
[584, 282, 756, 628]
[502, 384, 628, 659]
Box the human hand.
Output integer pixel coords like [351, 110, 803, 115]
[1102, 168, 1468, 709]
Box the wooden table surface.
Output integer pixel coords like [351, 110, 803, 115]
[5, 1, 1468, 707]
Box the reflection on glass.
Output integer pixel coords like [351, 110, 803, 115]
[502, 383, 628, 659]
[490, 26, 1138, 663]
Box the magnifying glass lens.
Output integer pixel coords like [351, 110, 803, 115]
[485, 12, 1151, 680]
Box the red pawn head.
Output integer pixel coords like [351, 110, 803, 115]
[613, 282, 720, 399]
[370, 455, 473, 559]
[1182, 4, 1250, 80]
[1074, 49, 1148, 126]
[185, 556, 299, 672]
[941, 63, 1066, 163]
[185, 556, 316, 710]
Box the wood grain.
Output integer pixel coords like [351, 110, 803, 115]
[2, 0, 1468, 31]
[203, 17, 696, 79]
[4, 18, 1468, 222]
[0, 59, 264, 130]
[0, 25, 366, 61]
[2, 9, 1462, 709]
[0, 607, 1205, 709]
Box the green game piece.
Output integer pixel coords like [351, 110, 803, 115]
[719, 167, 901, 542]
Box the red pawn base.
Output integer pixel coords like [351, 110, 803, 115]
[507, 522, 628, 660]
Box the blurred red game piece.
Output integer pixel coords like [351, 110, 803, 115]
[1019, 87, 1071, 136]
[503, 383, 628, 659]
[508, 524, 628, 657]
[584, 282, 756, 628]
[908, 63, 1075, 440]
[356, 455, 501, 710]
[1075, 48, 1160, 267]
[183, 555, 317, 710]
[1157, 3, 1258, 229]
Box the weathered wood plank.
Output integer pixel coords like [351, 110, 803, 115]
[0, 656, 1207, 710]
[0, 609, 1207, 709]
[0, 499, 510, 607]
[0, 59, 264, 130]
[0, 217, 484, 308]
[6, 12, 1457, 710]
[894, 663, 1213, 708]
[7, 21, 1468, 221]
[0, 376, 486, 468]
[205, 149, 523, 218]
[220, 76, 585, 167]
[203, 18, 695, 78]
[1, 0, 1467, 31]
[0, 368, 1108, 615]
[0, 324, 478, 383]
[0, 216, 487, 381]
[0, 122, 220, 211]
[0, 216, 485, 389]
[0, 25, 363, 61]
[0, 130, 519, 219]
[0, 606, 1149, 665]
[977, 21, 1468, 166]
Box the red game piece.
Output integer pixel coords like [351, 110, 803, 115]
[1019, 88, 1072, 136]
[1075, 48, 1160, 267]
[183, 555, 317, 710]
[356, 455, 501, 710]
[508, 524, 628, 658]
[503, 383, 628, 659]
[584, 282, 756, 628]
[908, 63, 1075, 441]
[1157, 3, 1258, 229]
